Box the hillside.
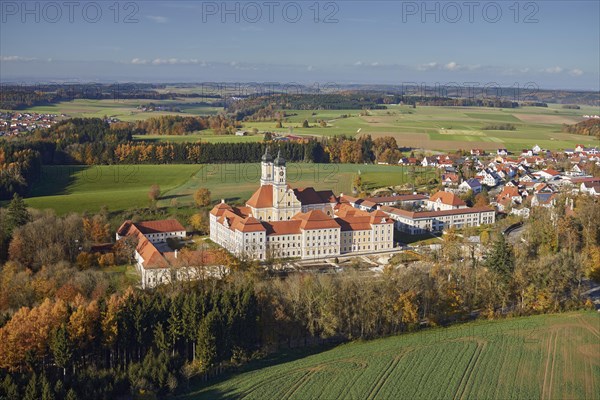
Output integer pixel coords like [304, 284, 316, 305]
[181, 311, 600, 400]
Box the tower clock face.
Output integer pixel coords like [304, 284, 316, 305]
[279, 171, 284, 176]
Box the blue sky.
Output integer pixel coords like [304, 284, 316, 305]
[1, 1, 598, 90]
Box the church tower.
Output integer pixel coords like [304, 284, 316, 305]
[273, 149, 287, 218]
[260, 146, 274, 186]
[273, 149, 286, 186]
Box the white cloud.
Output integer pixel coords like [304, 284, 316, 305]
[130, 58, 204, 65]
[0, 55, 37, 62]
[147, 15, 169, 23]
[544, 66, 563, 74]
[354, 61, 363, 66]
[370, 62, 380, 67]
[307, 65, 314, 71]
[569, 68, 583, 77]
[152, 58, 200, 65]
[444, 61, 459, 71]
[417, 62, 438, 71]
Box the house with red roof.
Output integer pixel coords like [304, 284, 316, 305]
[116, 219, 226, 288]
[426, 191, 468, 211]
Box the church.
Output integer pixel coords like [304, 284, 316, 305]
[209, 147, 395, 260]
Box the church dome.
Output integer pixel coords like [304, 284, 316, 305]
[274, 149, 286, 166]
[262, 146, 273, 162]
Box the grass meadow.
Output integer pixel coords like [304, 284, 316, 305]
[4, 98, 221, 122]
[7, 100, 599, 150]
[21, 164, 202, 214]
[180, 311, 600, 400]
[242, 104, 599, 152]
[20, 163, 427, 214]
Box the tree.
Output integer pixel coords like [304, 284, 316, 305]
[51, 324, 73, 377]
[196, 311, 218, 370]
[194, 188, 211, 208]
[40, 375, 54, 400]
[6, 193, 31, 235]
[1, 375, 19, 400]
[474, 192, 489, 207]
[23, 374, 38, 400]
[148, 184, 161, 202]
[65, 389, 79, 400]
[189, 213, 208, 234]
[263, 131, 272, 141]
[484, 234, 515, 281]
[302, 119, 309, 128]
[114, 235, 138, 264]
[82, 214, 110, 243]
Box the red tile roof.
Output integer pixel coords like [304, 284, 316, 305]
[134, 219, 186, 234]
[292, 210, 341, 230]
[263, 220, 303, 235]
[429, 191, 466, 207]
[334, 204, 393, 231]
[218, 210, 267, 233]
[246, 185, 274, 208]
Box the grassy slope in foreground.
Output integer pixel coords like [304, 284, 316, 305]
[181, 311, 600, 400]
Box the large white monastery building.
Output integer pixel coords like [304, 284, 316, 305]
[210, 148, 395, 260]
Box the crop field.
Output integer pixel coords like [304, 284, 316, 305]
[8, 100, 598, 150]
[242, 104, 599, 151]
[21, 164, 202, 214]
[181, 311, 600, 400]
[20, 163, 428, 214]
[4, 98, 221, 121]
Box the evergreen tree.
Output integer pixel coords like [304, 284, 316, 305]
[6, 193, 31, 234]
[65, 388, 79, 400]
[196, 311, 218, 370]
[153, 322, 169, 354]
[484, 234, 515, 281]
[40, 375, 55, 400]
[23, 374, 38, 400]
[1, 375, 19, 400]
[50, 324, 73, 377]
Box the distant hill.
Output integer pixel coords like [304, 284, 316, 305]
[563, 118, 600, 138]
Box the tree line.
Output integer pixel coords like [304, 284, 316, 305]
[562, 118, 600, 138]
[0, 83, 212, 110]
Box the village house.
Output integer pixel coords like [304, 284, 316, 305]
[458, 178, 483, 194]
[495, 186, 523, 211]
[580, 181, 600, 196]
[426, 191, 467, 211]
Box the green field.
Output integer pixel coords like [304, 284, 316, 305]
[3, 98, 221, 122]
[6, 100, 599, 151]
[22, 165, 202, 214]
[156, 163, 427, 208]
[181, 311, 600, 400]
[21, 163, 428, 214]
[133, 133, 264, 144]
[242, 104, 600, 152]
